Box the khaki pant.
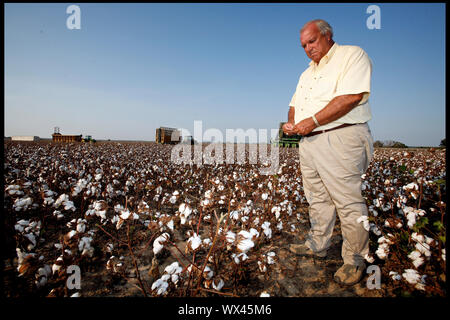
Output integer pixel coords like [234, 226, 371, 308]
[299, 123, 373, 267]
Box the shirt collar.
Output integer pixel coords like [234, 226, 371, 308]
[309, 42, 339, 67]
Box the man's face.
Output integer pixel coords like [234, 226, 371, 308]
[300, 23, 333, 64]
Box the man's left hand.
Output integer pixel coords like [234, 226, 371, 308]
[293, 117, 317, 136]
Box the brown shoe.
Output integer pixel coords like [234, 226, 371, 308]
[289, 243, 327, 258]
[334, 264, 365, 286]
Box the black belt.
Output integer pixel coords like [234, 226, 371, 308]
[304, 123, 356, 137]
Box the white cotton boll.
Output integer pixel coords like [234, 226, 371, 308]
[271, 206, 281, 220]
[411, 232, 424, 243]
[52, 263, 61, 274]
[249, 228, 259, 239]
[78, 236, 92, 252]
[188, 234, 202, 251]
[262, 221, 272, 239]
[237, 238, 254, 253]
[82, 247, 94, 257]
[238, 230, 253, 240]
[35, 276, 47, 288]
[164, 262, 181, 275]
[258, 261, 267, 272]
[261, 193, 268, 201]
[415, 242, 431, 257]
[54, 194, 68, 208]
[260, 291, 270, 297]
[166, 219, 174, 231]
[375, 244, 389, 260]
[37, 264, 52, 279]
[226, 231, 236, 243]
[277, 221, 283, 230]
[64, 200, 76, 211]
[66, 230, 77, 239]
[76, 221, 86, 233]
[120, 210, 131, 220]
[153, 233, 170, 255]
[171, 274, 179, 284]
[15, 224, 24, 233]
[266, 252, 276, 265]
[402, 269, 421, 284]
[403, 183, 419, 191]
[230, 210, 239, 220]
[408, 250, 424, 268]
[205, 190, 212, 199]
[389, 271, 401, 281]
[169, 196, 177, 204]
[161, 274, 171, 282]
[151, 278, 169, 295]
[406, 211, 417, 228]
[44, 197, 55, 205]
[203, 266, 214, 280]
[179, 203, 192, 217]
[25, 233, 36, 247]
[106, 243, 114, 253]
[212, 278, 224, 291]
[424, 236, 435, 246]
[232, 253, 248, 264]
[203, 238, 212, 247]
[356, 215, 370, 232]
[364, 254, 375, 264]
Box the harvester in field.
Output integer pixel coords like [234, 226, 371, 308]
[82, 135, 96, 143]
[274, 122, 302, 148]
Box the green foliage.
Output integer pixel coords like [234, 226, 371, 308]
[412, 217, 429, 232]
[433, 179, 445, 187]
[433, 220, 444, 232]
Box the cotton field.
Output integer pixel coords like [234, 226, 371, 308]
[3, 141, 446, 297]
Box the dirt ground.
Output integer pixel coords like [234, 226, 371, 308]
[76, 214, 383, 298]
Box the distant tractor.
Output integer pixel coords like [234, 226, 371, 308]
[155, 127, 181, 144]
[82, 135, 96, 143]
[275, 122, 302, 148]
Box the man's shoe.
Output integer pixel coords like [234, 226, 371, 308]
[289, 243, 327, 258]
[334, 264, 365, 286]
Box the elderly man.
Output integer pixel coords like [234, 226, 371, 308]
[283, 19, 374, 286]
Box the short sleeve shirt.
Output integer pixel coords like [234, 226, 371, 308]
[289, 43, 372, 131]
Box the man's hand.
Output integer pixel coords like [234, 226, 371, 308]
[293, 117, 317, 136]
[282, 122, 296, 135]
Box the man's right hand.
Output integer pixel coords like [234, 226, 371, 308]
[282, 122, 296, 135]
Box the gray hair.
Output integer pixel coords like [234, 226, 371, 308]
[301, 19, 333, 38]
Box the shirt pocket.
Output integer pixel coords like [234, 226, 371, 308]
[311, 75, 337, 102]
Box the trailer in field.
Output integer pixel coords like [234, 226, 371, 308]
[11, 136, 40, 141]
[155, 127, 181, 144]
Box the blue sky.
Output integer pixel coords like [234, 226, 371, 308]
[4, 3, 446, 146]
